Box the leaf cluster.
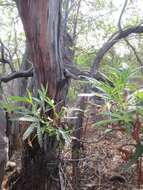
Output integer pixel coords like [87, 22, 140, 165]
[1, 86, 71, 147]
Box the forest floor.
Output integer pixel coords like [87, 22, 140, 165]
[2, 110, 142, 190]
[62, 124, 140, 190]
[74, 126, 138, 190]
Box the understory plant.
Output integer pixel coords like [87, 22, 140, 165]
[87, 65, 143, 184]
[1, 86, 71, 148]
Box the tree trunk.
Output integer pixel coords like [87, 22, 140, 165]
[16, 0, 65, 100]
[72, 96, 87, 190]
[9, 1, 69, 189]
[0, 109, 8, 189]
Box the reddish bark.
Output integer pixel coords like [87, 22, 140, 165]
[16, 0, 64, 99]
[10, 1, 68, 189]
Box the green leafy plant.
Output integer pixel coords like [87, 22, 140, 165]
[1, 86, 71, 147]
[86, 66, 143, 177]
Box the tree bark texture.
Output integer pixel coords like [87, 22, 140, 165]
[72, 97, 87, 190]
[10, 1, 69, 190]
[16, 0, 66, 101]
[0, 109, 8, 190]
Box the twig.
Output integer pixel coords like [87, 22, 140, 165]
[118, 0, 128, 31]
[117, 0, 143, 70]
[62, 153, 97, 162]
[0, 39, 15, 72]
[125, 39, 143, 68]
[72, 129, 112, 144]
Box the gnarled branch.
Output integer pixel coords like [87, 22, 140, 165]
[91, 24, 143, 73]
[0, 67, 33, 83]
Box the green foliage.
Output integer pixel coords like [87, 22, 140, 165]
[86, 66, 143, 168]
[75, 50, 96, 69]
[1, 86, 71, 147]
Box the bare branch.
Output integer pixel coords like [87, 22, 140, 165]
[91, 25, 143, 73]
[118, 0, 128, 31]
[0, 67, 33, 83]
[63, 0, 70, 34]
[0, 40, 15, 72]
[117, 0, 143, 69]
[0, 61, 113, 85]
[72, 0, 82, 42]
[125, 39, 143, 67]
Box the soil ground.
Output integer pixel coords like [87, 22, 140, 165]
[62, 124, 139, 190]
